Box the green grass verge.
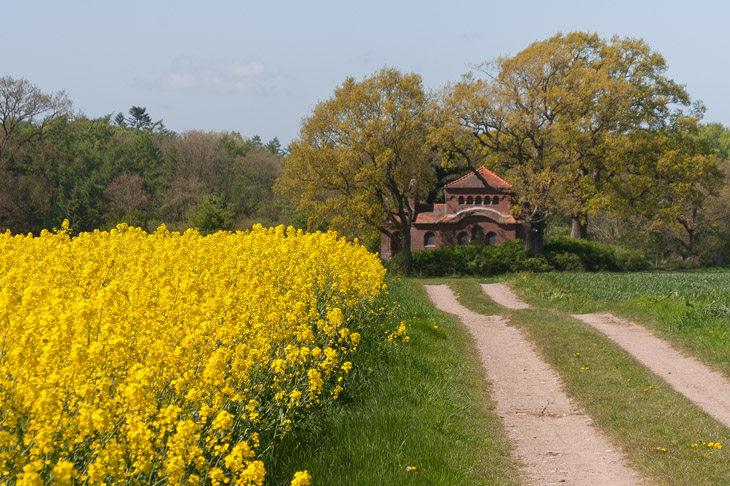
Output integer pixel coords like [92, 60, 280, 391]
[506, 271, 730, 375]
[451, 278, 730, 486]
[265, 277, 520, 485]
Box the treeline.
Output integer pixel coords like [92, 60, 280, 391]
[5, 34, 730, 268]
[576, 122, 730, 265]
[276, 33, 730, 267]
[0, 77, 289, 235]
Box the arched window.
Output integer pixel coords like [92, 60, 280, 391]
[492, 196, 499, 205]
[475, 196, 482, 205]
[486, 232, 497, 246]
[458, 196, 464, 205]
[484, 196, 490, 205]
[472, 226, 484, 242]
[424, 232, 435, 247]
[457, 232, 469, 246]
[467, 196, 473, 204]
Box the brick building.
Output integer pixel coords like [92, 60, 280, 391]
[381, 167, 524, 258]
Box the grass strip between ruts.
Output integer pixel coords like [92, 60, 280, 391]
[449, 278, 730, 486]
[506, 271, 730, 378]
[266, 277, 520, 485]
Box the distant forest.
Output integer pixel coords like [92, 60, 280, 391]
[0, 77, 292, 236]
[3, 73, 730, 263]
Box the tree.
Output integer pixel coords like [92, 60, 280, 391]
[127, 106, 152, 130]
[433, 32, 700, 251]
[276, 67, 434, 267]
[0, 76, 72, 231]
[229, 147, 281, 218]
[612, 122, 721, 255]
[170, 130, 233, 194]
[264, 137, 282, 155]
[114, 112, 126, 127]
[187, 193, 235, 235]
[698, 123, 730, 161]
[0, 76, 72, 169]
[124, 106, 169, 134]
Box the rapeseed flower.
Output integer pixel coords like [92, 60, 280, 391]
[0, 223, 389, 484]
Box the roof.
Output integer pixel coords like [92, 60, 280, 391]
[445, 166, 511, 190]
[415, 206, 518, 225]
[414, 204, 446, 224]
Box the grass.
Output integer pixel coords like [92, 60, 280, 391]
[449, 277, 730, 486]
[506, 271, 730, 376]
[265, 277, 520, 485]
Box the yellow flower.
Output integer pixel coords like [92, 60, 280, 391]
[291, 470, 312, 486]
[0, 224, 387, 483]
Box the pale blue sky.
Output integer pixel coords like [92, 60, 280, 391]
[4, 0, 727, 144]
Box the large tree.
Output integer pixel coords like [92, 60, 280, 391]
[610, 121, 721, 255]
[0, 76, 72, 169]
[276, 67, 434, 266]
[432, 32, 702, 251]
[0, 76, 72, 231]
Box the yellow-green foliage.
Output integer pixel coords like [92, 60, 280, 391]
[0, 222, 386, 485]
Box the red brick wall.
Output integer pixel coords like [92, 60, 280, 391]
[410, 217, 520, 250]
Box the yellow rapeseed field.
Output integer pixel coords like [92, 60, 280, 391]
[0, 222, 387, 485]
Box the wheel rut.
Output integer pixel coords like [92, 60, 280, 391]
[425, 284, 647, 486]
[483, 282, 730, 432]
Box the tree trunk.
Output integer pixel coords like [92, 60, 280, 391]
[570, 215, 587, 239]
[523, 219, 545, 253]
[401, 223, 412, 270]
[686, 228, 694, 255]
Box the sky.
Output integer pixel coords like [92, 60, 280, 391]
[4, 0, 728, 145]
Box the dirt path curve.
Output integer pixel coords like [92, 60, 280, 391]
[481, 283, 730, 432]
[482, 283, 532, 309]
[574, 313, 730, 431]
[425, 285, 647, 486]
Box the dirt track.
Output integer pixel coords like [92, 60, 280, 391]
[482, 283, 730, 433]
[574, 312, 730, 430]
[425, 284, 647, 486]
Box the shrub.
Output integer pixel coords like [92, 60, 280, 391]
[615, 248, 651, 271]
[410, 240, 531, 277]
[518, 256, 554, 273]
[544, 236, 618, 271]
[407, 236, 651, 276]
[546, 251, 585, 271]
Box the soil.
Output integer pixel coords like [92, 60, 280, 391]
[481, 283, 532, 309]
[425, 284, 647, 485]
[480, 283, 730, 432]
[574, 313, 730, 430]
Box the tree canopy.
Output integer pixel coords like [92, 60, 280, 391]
[276, 67, 434, 265]
[2, 33, 729, 265]
[432, 32, 716, 251]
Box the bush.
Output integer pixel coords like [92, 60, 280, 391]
[615, 248, 651, 271]
[187, 193, 235, 235]
[544, 236, 618, 271]
[519, 256, 554, 273]
[547, 251, 585, 271]
[405, 235, 649, 276]
[410, 240, 535, 277]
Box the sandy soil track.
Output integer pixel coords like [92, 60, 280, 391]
[481, 283, 532, 309]
[481, 283, 730, 433]
[426, 285, 647, 486]
[574, 313, 730, 430]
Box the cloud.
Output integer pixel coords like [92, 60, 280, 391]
[157, 57, 272, 94]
